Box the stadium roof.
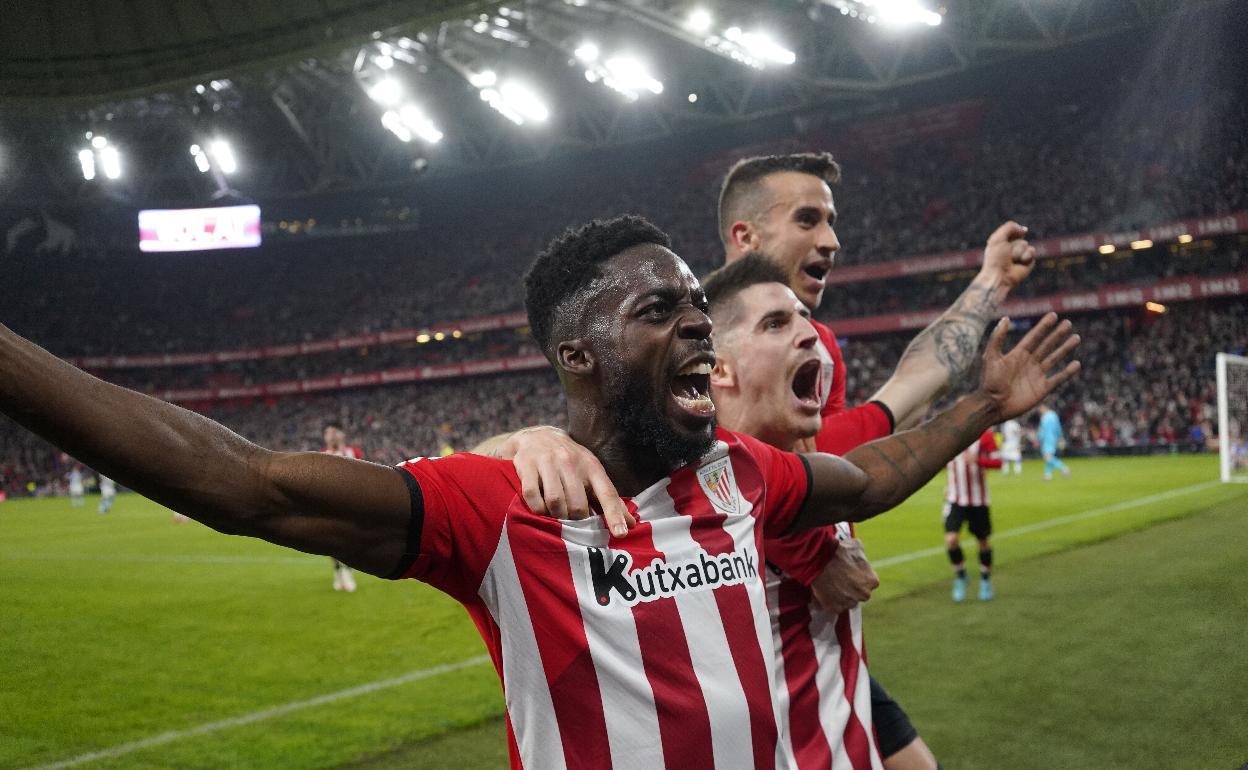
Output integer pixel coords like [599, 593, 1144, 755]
[0, 0, 1236, 204]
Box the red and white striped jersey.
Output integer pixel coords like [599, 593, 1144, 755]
[944, 431, 1001, 506]
[395, 428, 810, 770]
[754, 318, 889, 770]
[766, 525, 884, 770]
[322, 445, 363, 460]
[810, 320, 892, 455]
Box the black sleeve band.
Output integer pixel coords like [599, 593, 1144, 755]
[383, 466, 426, 580]
[797, 453, 815, 518]
[868, 399, 896, 434]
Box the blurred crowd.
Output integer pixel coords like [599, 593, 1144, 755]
[5, 299, 1245, 497]
[3, 86, 1246, 359]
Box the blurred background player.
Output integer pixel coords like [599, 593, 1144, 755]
[943, 429, 1002, 602]
[1000, 418, 1024, 475]
[1037, 403, 1071, 480]
[97, 474, 116, 514]
[321, 422, 361, 592]
[67, 466, 85, 508]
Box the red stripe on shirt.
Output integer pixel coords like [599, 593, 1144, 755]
[834, 613, 873, 770]
[777, 578, 835, 769]
[623, 514, 717, 769]
[510, 514, 613, 769]
[671, 460, 779, 770]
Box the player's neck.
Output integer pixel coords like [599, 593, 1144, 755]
[715, 399, 799, 452]
[564, 410, 679, 497]
[579, 431, 676, 498]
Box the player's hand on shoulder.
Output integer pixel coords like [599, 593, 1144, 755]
[500, 426, 635, 537]
[977, 313, 1081, 422]
[810, 538, 879, 615]
[981, 220, 1037, 290]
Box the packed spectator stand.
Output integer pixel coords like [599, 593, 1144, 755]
[3, 77, 1246, 497]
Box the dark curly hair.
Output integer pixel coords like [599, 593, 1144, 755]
[717, 152, 841, 245]
[524, 215, 672, 361]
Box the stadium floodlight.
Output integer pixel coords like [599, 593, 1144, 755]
[469, 69, 498, 88]
[824, 0, 942, 27]
[601, 55, 665, 100]
[78, 148, 96, 180]
[381, 110, 414, 142]
[1178, 233, 1194, 244]
[209, 140, 237, 175]
[685, 8, 714, 34]
[398, 104, 444, 144]
[368, 77, 404, 107]
[91, 135, 108, 149]
[373, 54, 395, 70]
[1098, 244, 1116, 254]
[479, 78, 549, 125]
[189, 144, 211, 173]
[574, 42, 600, 62]
[723, 27, 796, 66]
[99, 145, 122, 180]
[1145, 301, 1167, 314]
[1130, 239, 1153, 250]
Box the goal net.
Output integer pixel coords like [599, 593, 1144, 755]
[1217, 353, 1248, 483]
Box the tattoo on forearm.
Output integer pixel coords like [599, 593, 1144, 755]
[899, 277, 1004, 388]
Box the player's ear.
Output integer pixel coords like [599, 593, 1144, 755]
[557, 339, 596, 377]
[728, 220, 760, 256]
[710, 354, 735, 390]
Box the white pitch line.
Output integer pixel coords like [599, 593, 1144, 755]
[871, 480, 1223, 569]
[25, 655, 494, 770]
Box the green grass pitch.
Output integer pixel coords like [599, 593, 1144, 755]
[2, 454, 1245, 769]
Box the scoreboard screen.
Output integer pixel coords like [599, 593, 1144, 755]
[138, 205, 262, 252]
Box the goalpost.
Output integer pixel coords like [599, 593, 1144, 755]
[1216, 353, 1248, 483]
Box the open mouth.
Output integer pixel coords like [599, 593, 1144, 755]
[791, 359, 821, 409]
[803, 262, 830, 282]
[670, 361, 715, 417]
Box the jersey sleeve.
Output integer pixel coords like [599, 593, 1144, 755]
[976, 431, 1002, 469]
[763, 527, 840, 587]
[390, 453, 519, 603]
[815, 322, 847, 417]
[732, 431, 812, 539]
[814, 402, 894, 455]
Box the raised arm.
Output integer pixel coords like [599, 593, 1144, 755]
[791, 313, 1079, 531]
[871, 221, 1036, 430]
[0, 324, 412, 576]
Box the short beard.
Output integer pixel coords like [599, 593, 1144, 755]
[605, 374, 716, 472]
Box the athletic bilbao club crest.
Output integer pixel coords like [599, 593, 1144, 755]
[697, 457, 741, 516]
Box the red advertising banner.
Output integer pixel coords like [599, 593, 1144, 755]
[829, 271, 1248, 336]
[70, 212, 1246, 373]
[828, 211, 1248, 285]
[150, 268, 1247, 405]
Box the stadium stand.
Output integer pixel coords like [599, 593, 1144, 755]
[2, 78, 1246, 497]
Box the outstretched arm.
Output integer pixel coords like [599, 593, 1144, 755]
[0, 325, 412, 576]
[792, 313, 1080, 531]
[871, 221, 1037, 430]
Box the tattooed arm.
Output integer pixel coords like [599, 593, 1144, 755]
[791, 313, 1080, 530]
[870, 221, 1037, 431]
